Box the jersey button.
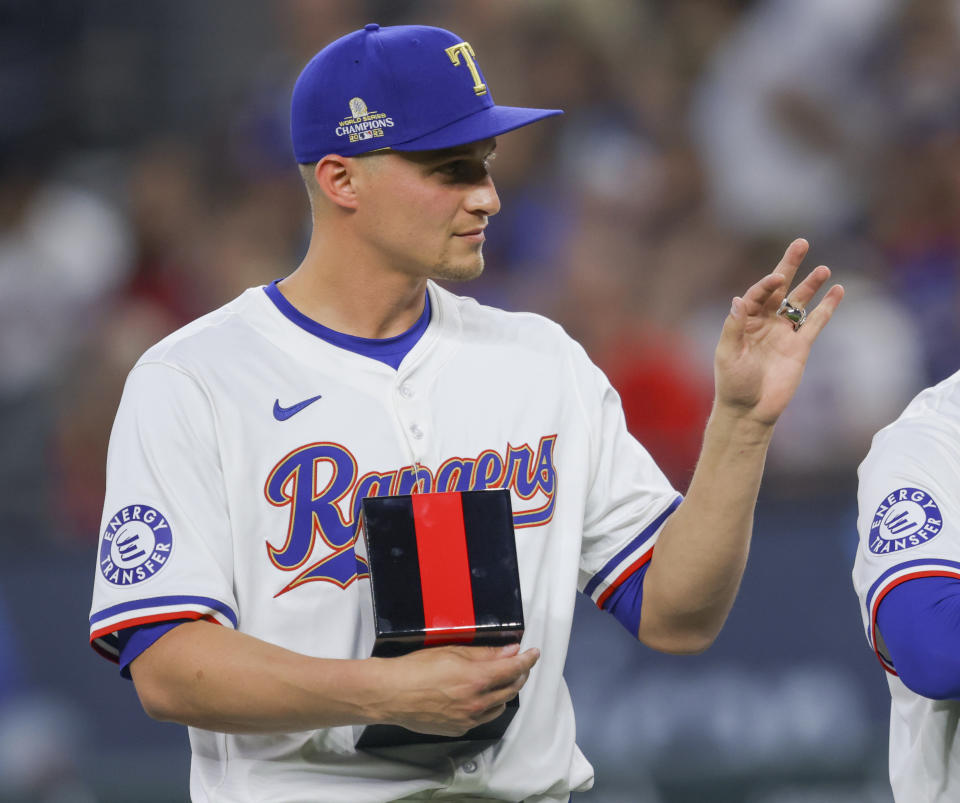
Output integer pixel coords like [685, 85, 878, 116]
[399, 383, 414, 399]
[409, 423, 424, 440]
[461, 759, 478, 774]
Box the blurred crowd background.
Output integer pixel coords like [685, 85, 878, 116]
[2, 0, 959, 800]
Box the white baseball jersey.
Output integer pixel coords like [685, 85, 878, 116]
[89, 280, 680, 803]
[853, 368, 960, 802]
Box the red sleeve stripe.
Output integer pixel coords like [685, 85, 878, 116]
[90, 610, 222, 642]
[583, 496, 681, 603]
[596, 545, 655, 609]
[89, 611, 223, 662]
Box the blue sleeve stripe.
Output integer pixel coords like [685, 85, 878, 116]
[603, 561, 651, 637]
[89, 595, 238, 629]
[866, 564, 960, 670]
[874, 577, 960, 698]
[865, 558, 960, 612]
[583, 495, 682, 598]
[119, 620, 192, 680]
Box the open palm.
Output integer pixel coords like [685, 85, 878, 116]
[714, 239, 844, 426]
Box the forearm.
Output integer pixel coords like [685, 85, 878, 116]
[634, 240, 842, 651]
[638, 403, 773, 652]
[130, 620, 539, 736]
[130, 621, 384, 733]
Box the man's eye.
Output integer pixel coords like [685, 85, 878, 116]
[437, 159, 491, 181]
[441, 161, 470, 176]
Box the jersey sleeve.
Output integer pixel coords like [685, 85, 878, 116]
[571, 343, 682, 611]
[875, 577, 960, 699]
[88, 360, 238, 664]
[853, 417, 960, 675]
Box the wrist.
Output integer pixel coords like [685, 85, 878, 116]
[349, 656, 393, 726]
[306, 656, 390, 728]
[708, 402, 776, 449]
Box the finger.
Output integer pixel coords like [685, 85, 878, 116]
[771, 237, 809, 292]
[761, 239, 811, 315]
[515, 647, 540, 673]
[473, 701, 508, 726]
[451, 643, 523, 662]
[483, 667, 531, 701]
[443, 644, 510, 661]
[482, 648, 540, 691]
[721, 294, 748, 346]
[493, 648, 539, 685]
[733, 239, 810, 322]
[797, 283, 844, 341]
[781, 265, 831, 309]
[737, 272, 785, 317]
[479, 672, 529, 716]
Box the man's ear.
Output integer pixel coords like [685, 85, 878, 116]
[314, 155, 359, 210]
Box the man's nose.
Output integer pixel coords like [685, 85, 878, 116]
[466, 175, 501, 217]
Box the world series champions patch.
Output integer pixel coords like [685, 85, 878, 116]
[869, 487, 943, 555]
[99, 505, 173, 586]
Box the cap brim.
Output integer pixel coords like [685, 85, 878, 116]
[390, 105, 562, 152]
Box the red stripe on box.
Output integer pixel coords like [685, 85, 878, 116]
[411, 492, 476, 645]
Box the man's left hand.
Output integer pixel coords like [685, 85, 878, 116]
[714, 238, 844, 427]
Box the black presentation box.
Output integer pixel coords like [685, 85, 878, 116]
[356, 488, 524, 748]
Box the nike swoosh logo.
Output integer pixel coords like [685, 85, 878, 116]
[273, 394, 323, 421]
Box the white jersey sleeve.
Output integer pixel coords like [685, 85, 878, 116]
[570, 342, 682, 610]
[853, 374, 960, 674]
[89, 360, 238, 662]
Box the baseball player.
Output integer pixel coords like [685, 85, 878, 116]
[89, 23, 843, 802]
[853, 369, 960, 801]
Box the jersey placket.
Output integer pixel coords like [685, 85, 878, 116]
[395, 372, 431, 487]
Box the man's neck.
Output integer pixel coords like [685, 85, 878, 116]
[277, 234, 429, 340]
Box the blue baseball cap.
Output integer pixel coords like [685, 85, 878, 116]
[290, 23, 562, 163]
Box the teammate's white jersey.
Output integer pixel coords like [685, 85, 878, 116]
[853, 369, 960, 803]
[89, 281, 680, 803]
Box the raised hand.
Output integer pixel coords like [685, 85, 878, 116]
[374, 643, 540, 737]
[714, 238, 844, 426]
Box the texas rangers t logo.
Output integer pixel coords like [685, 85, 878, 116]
[445, 42, 487, 96]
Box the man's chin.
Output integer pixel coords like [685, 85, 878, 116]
[431, 256, 485, 283]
